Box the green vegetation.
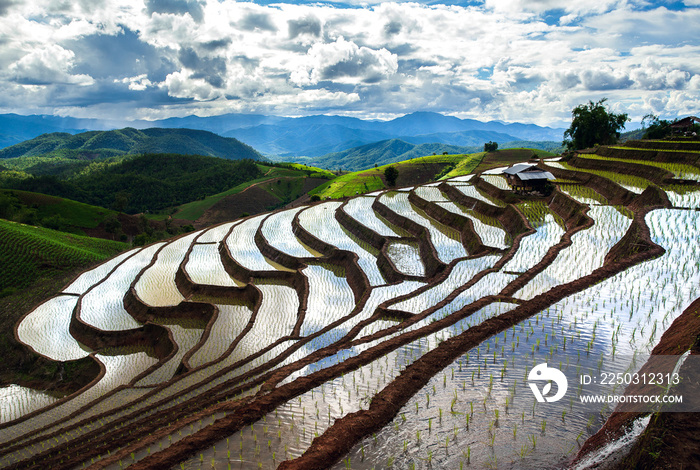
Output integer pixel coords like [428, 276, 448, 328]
[173, 175, 273, 221]
[0, 219, 128, 297]
[438, 153, 485, 179]
[563, 98, 629, 150]
[638, 114, 699, 140]
[310, 153, 482, 199]
[1, 154, 263, 214]
[384, 166, 399, 187]
[173, 163, 334, 220]
[640, 114, 673, 140]
[0, 189, 118, 234]
[284, 163, 336, 179]
[578, 153, 700, 178]
[1, 150, 128, 178]
[608, 146, 700, 154]
[0, 127, 262, 162]
[517, 201, 565, 230]
[484, 141, 498, 152]
[558, 184, 609, 205]
[310, 168, 386, 199]
[291, 139, 479, 172]
[558, 161, 652, 191]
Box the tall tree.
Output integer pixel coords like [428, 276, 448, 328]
[384, 166, 399, 187]
[641, 114, 672, 140]
[484, 141, 498, 152]
[563, 98, 629, 150]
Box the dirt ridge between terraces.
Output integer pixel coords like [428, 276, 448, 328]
[474, 174, 519, 204]
[114, 182, 663, 470]
[540, 160, 636, 205]
[567, 155, 675, 185]
[593, 145, 700, 166]
[334, 199, 416, 284]
[438, 181, 531, 238]
[274, 205, 665, 470]
[372, 195, 446, 278]
[572, 295, 700, 469]
[408, 189, 494, 257]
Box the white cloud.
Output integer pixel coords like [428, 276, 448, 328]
[116, 74, 154, 91]
[291, 36, 398, 86]
[8, 44, 94, 86]
[483, 0, 626, 16]
[0, 1, 695, 126]
[164, 70, 219, 100]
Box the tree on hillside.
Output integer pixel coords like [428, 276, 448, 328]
[384, 166, 399, 187]
[641, 114, 672, 140]
[563, 98, 629, 150]
[484, 141, 498, 152]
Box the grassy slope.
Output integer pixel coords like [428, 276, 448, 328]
[310, 152, 485, 199]
[3, 189, 118, 231]
[0, 219, 129, 296]
[0, 220, 128, 390]
[173, 163, 334, 220]
[472, 148, 555, 173]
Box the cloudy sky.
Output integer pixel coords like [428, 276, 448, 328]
[0, 0, 698, 127]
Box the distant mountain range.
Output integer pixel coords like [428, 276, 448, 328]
[277, 138, 562, 172]
[0, 127, 262, 162]
[0, 111, 565, 158]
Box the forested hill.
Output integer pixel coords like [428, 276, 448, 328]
[0, 127, 263, 161]
[2, 154, 263, 214]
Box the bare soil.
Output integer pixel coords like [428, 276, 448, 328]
[196, 184, 281, 228]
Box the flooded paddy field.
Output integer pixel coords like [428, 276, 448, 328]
[2, 158, 699, 470]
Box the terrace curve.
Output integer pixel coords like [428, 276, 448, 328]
[3, 154, 700, 470]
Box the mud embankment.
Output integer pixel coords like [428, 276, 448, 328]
[408, 190, 494, 257]
[289, 204, 370, 303]
[333, 201, 412, 284]
[372, 196, 446, 279]
[567, 155, 675, 185]
[540, 161, 636, 206]
[594, 145, 700, 167]
[438, 181, 531, 240]
[573, 296, 700, 470]
[474, 175, 520, 205]
[623, 139, 700, 152]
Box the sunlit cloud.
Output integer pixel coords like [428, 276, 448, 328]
[0, 0, 696, 126]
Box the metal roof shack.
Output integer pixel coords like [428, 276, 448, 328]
[670, 116, 699, 135]
[502, 164, 555, 193]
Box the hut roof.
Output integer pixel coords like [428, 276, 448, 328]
[670, 116, 700, 128]
[502, 164, 554, 181]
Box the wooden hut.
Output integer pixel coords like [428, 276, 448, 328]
[503, 164, 555, 192]
[670, 116, 699, 136]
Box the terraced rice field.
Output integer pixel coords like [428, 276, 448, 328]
[2, 159, 699, 470]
